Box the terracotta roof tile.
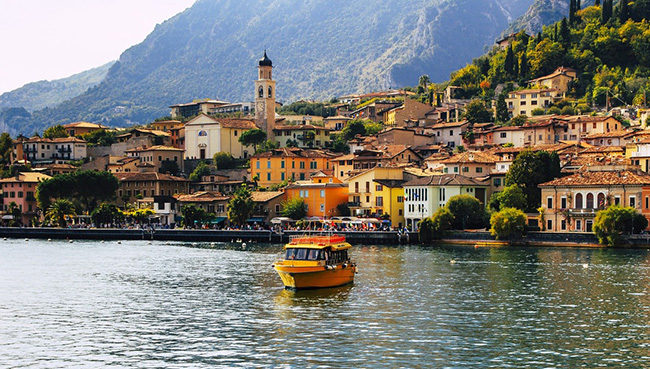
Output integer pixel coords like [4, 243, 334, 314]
[540, 170, 650, 187]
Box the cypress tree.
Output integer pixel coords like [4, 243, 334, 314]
[519, 53, 529, 80]
[595, 0, 600, 6]
[619, 0, 629, 22]
[569, 0, 576, 23]
[513, 54, 519, 79]
[504, 46, 514, 77]
[577, 0, 581, 10]
[559, 18, 570, 44]
[601, 0, 612, 23]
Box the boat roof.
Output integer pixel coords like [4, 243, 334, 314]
[285, 235, 351, 251]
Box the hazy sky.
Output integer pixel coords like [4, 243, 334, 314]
[0, 0, 196, 94]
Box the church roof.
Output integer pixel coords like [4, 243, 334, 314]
[259, 51, 272, 67]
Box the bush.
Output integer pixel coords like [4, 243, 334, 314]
[560, 105, 576, 115]
[547, 106, 562, 115]
[490, 207, 527, 240]
[418, 207, 455, 243]
[531, 108, 546, 116]
[447, 194, 489, 230]
[594, 206, 648, 247]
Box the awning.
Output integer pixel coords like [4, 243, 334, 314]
[211, 217, 227, 224]
[271, 217, 292, 224]
[246, 217, 266, 223]
[2, 215, 14, 220]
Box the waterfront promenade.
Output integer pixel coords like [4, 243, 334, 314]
[0, 226, 616, 246]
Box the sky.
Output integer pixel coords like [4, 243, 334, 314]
[0, 0, 196, 94]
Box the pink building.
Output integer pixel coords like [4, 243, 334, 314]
[0, 172, 51, 225]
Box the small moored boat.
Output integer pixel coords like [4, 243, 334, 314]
[273, 235, 356, 289]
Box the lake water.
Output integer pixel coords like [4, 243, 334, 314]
[1, 239, 649, 368]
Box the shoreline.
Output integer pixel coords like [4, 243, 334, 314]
[0, 227, 646, 248]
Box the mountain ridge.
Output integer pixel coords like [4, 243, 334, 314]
[4, 0, 547, 135]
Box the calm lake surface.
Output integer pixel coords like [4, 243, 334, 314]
[1, 239, 649, 368]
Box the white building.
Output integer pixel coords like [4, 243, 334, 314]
[403, 174, 489, 231]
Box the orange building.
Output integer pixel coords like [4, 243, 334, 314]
[284, 179, 348, 219]
[250, 148, 338, 187]
[63, 122, 108, 136]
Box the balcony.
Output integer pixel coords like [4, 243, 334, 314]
[348, 201, 361, 208]
[57, 147, 72, 153]
[566, 208, 604, 217]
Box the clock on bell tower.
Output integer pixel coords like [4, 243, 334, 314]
[255, 50, 276, 140]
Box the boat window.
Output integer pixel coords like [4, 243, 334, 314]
[286, 248, 298, 259]
[307, 249, 320, 260]
[296, 248, 308, 260]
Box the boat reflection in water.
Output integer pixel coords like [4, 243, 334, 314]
[273, 235, 356, 289]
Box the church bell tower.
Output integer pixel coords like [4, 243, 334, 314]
[255, 51, 276, 140]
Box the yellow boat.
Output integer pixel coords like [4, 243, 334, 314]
[273, 235, 356, 289]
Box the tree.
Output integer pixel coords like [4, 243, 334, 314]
[495, 93, 509, 123]
[213, 152, 236, 170]
[419, 74, 430, 89]
[228, 184, 254, 225]
[91, 203, 124, 226]
[561, 105, 576, 115]
[80, 130, 117, 146]
[618, 0, 630, 23]
[547, 106, 562, 115]
[341, 120, 367, 140]
[490, 184, 527, 211]
[364, 122, 384, 136]
[238, 128, 267, 153]
[159, 160, 180, 175]
[510, 114, 528, 126]
[531, 108, 546, 116]
[6, 202, 22, 227]
[281, 196, 307, 220]
[602, 0, 613, 23]
[43, 125, 69, 139]
[0, 132, 13, 165]
[36, 170, 119, 213]
[419, 207, 455, 243]
[505, 150, 561, 212]
[490, 207, 527, 240]
[463, 99, 493, 123]
[125, 208, 156, 225]
[180, 204, 213, 228]
[504, 46, 515, 77]
[188, 161, 211, 182]
[594, 205, 648, 246]
[519, 52, 529, 80]
[446, 194, 489, 230]
[45, 199, 77, 227]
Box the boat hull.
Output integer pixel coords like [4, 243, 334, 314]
[274, 264, 356, 289]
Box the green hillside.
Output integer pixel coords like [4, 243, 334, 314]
[449, 0, 650, 112]
[0, 62, 113, 112]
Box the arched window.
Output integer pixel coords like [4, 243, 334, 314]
[198, 130, 207, 137]
[586, 193, 594, 209]
[597, 193, 606, 209]
[268, 86, 273, 98]
[259, 86, 264, 98]
[575, 193, 583, 209]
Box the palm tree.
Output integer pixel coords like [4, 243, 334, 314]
[45, 199, 77, 227]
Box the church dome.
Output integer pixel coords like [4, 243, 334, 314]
[259, 51, 272, 67]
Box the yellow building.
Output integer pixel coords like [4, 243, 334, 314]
[250, 148, 338, 187]
[125, 145, 185, 173]
[347, 167, 409, 228]
[272, 123, 331, 148]
[505, 88, 561, 117]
